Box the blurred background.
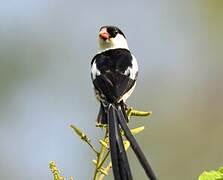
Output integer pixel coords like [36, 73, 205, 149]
[0, 0, 222, 179]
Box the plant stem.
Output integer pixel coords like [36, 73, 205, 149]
[98, 162, 112, 180]
[70, 124, 99, 155]
[97, 150, 110, 170]
[93, 128, 108, 180]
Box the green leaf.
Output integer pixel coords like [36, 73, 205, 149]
[199, 167, 223, 180]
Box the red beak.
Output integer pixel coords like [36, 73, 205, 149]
[99, 28, 110, 40]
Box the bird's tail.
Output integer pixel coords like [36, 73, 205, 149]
[108, 104, 133, 180]
[107, 103, 157, 180]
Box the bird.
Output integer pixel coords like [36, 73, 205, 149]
[90, 26, 157, 180]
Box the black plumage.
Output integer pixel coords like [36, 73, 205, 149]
[91, 48, 136, 104]
[100, 26, 126, 38]
[91, 28, 157, 180]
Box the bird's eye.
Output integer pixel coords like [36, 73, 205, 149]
[107, 27, 118, 38]
[111, 31, 118, 37]
[112, 30, 118, 36]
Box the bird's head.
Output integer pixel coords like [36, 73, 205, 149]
[98, 26, 129, 51]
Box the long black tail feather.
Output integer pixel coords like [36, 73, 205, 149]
[107, 103, 157, 180]
[117, 105, 157, 180]
[108, 104, 133, 180]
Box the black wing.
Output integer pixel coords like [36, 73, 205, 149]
[91, 49, 137, 103]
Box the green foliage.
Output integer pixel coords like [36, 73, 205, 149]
[199, 167, 223, 180]
[49, 161, 73, 180]
[49, 107, 152, 180]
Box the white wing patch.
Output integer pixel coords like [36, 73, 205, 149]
[120, 83, 136, 102]
[91, 61, 101, 79]
[124, 55, 138, 80]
